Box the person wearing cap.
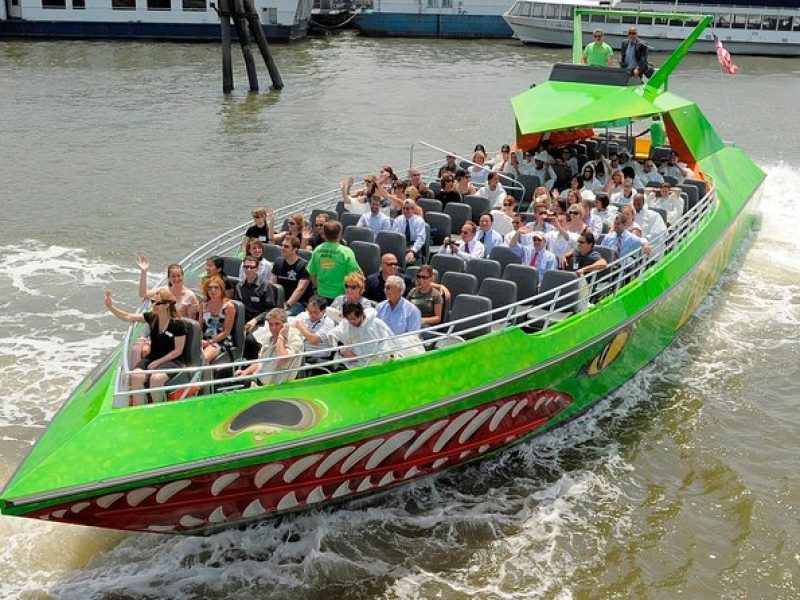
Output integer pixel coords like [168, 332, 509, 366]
[438, 220, 484, 262]
[477, 171, 508, 208]
[620, 27, 652, 79]
[530, 151, 557, 191]
[582, 29, 614, 68]
[391, 199, 427, 265]
[509, 228, 557, 272]
[493, 144, 512, 173]
[438, 153, 458, 178]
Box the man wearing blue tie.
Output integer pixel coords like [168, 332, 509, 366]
[391, 199, 427, 265]
[477, 213, 506, 257]
[601, 213, 651, 263]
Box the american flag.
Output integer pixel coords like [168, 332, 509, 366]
[714, 35, 738, 75]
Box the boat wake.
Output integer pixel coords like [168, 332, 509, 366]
[1, 164, 798, 599]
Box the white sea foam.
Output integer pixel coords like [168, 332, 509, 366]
[1, 165, 798, 599]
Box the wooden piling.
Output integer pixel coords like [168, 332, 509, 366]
[231, 0, 259, 92]
[243, 0, 284, 90]
[218, 0, 233, 93]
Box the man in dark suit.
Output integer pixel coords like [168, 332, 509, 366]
[620, 27, 652, 79]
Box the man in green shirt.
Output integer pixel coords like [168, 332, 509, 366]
[307, 220, 362, 302]
[582, 29, 614, 68]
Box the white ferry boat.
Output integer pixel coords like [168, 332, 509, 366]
[503, 0, 800, 56]
[0, 0, 312, 41]
[353, 0, 515, 38]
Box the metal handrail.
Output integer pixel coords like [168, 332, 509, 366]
[111, 176, 716, 400]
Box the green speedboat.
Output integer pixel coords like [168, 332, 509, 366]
[0, 10, 764, 535]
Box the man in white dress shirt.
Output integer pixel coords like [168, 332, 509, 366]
[438, 220, 485, 262]
[477, 171, 507, 207]
[633, 194, 667, 241]
[476, 213, 506, 256]
[391, 199, 427, 265]
[356, 195, 393, 239]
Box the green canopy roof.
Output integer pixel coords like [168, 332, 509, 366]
[511, 80, 694, 135]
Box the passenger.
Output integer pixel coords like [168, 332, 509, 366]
[572, 232, 608, 277]
[105, 288, 187, 405]
[579, 191, 604, 236]
[376, 275, 422, 335]
[330, 302, 394, 369]
[435, 172, 463, 208]
[580, 163, 604, 193]
[407, 265, 446, 327]
[391, 199, 427, 265]
[476, 212, 507, 255]
[272, 213, 305, 245]
[304, 213, 330, 250]
[622, 164, 646, 190]
[659, 151, 688, 184]
[509, 229, 557, 272]
[235, 256, 277, 360]
[270, 234, 312, 317]
[477, 171, 508, 208]
[582, 29, 614, 67]
[439, 220, 485, 261]
[504, 213, 532, 247]
[136, 255, 199, 320]
[292, 295, 336, 363]
[239, 238, 273, 285]
[473, 143, 487, 155]
[532, 185, 551, 208]
[438, 152, 459, 178]
[558, 175, 583, 200]
[632, 193, 667, 240]
[235, 308, 304, 386]
[641, 159, 664, 185]
[408, 167, 431, 197]
[502, 150, 523, 179]
[561, 147, 579, 177]
[356, 194, 393, 238]
[646, 182, 684, 226]
[611, 178, 636, 205]
[531, 151, 557, 191]
[203, 256, 234, 299]
[595, 193, 618, 230]
[468, 151, 491, 186]
[492, 144, 512, 173]
[620, 27, 651, 78]
[454, 168, 478, 196]
[601, 213, 651, 261]
[242, 207, 275, 254]
[339, 174, 377, 214]
[531, 206, 556, 234]
[604, 170, 624, 197]
[328, 271, 375, 321]
[544, 213, 581, 269]
[200, 275, 237, 364]
[490, 196, 517, 236]
[365, 253, 413, 303]
[307, 220, 362, 304]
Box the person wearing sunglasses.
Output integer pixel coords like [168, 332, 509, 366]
[242, 207, 275, 254]
[454, 168, 478, 197]
[235, 257, 278, 360]
[364, 253, 413, 304]
[582, 28, 613, 68]
[407, 265, 445, 327]
[328, 271, 375, 322]
[572, 232, 608, 278]
[238, 238, 273, 286]
[199, 275, 237, 364]
[391, 199, 427, 266]
[104, 287, 187, 405]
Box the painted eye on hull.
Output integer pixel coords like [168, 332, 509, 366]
[222, 399, 322, 437]
[583, 329, 631, 377]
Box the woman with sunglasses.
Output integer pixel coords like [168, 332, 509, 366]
[105, 287, 187, 405]
[327, 272, 375, 322]
[407, 265, 447, 327]
[238, 238, 273, 285]
[272, 213, 305, 246]
[200, 276, 237, 364]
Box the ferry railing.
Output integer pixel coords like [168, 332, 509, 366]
[111, 183, 715, 402]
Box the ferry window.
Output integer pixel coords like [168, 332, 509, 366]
[590, 14, 605, 24]
[442, 0, 451, 8]
[622, 15, 636, 25]
[518, 2, 530, 17]
[266, 6, 277, 23]
[148, 0, 169, 8]
[42, 0, 66, 7]
[746, 15, 761, 29]
[531, 4, 544, 18]
[637, 17, 652, 26]
[777, 17, 791, 31]
[669, 19, 684, 28]
[794, 17, 800, 32]
[544, 4, 556, 19]
[685, 18, 700, 27]
[761, 16, 777, 30]
[606, 15, 620, 25]
[112, 0, 135, 9]
[561, 6, 572, 20]
[715, 14, 731, 29]
[654, 17, 668, 26]
[182, 0, 204, 9]
[731, 15, 746, 30]
[427, 0, 437, 8]
[72, 0, 85, 7]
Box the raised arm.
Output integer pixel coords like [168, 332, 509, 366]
[105, 289, 145, 323]
[136, 254, 152, 299]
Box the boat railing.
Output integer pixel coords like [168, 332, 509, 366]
[111, 181, 716, 403]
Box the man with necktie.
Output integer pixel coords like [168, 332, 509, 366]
[509, 230, 557, 273]
[438, 220, 485, 262]
[477, 213, 506, 257]
[391, 199, 427, 265]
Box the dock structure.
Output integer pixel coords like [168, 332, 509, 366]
[216, 0, 284, 93]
